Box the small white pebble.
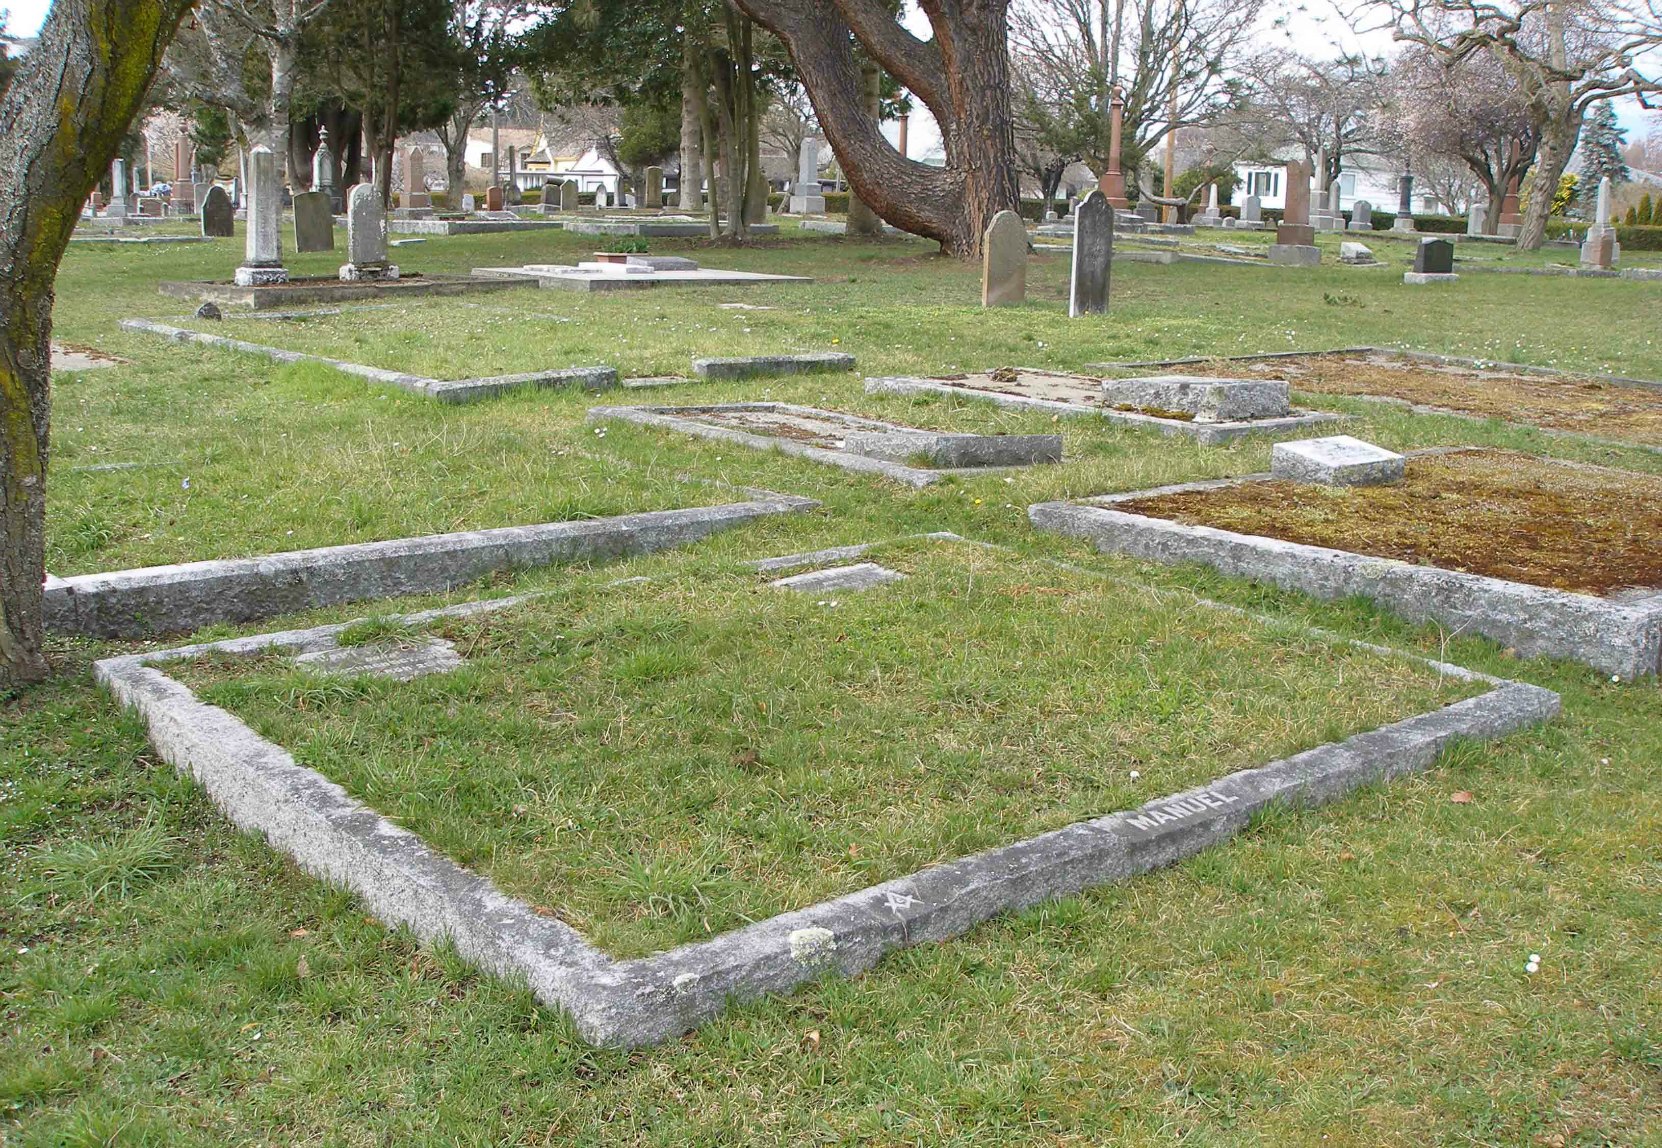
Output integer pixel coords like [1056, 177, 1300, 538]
[1525, 962, 1539, 974]
[1129, 770, 1141, 780]
[1529, 952, 1541, 962]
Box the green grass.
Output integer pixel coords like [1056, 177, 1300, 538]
[3, 226, 1659, 1144]
[176, 540, 1478, 957]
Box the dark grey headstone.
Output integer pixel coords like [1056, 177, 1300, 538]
[199, 185, 234, 238]
[292, 191, 335, 253]
[194, 302, 223, 321]
[1069, 190, 1113, 317]
[541, 181, 559, 206]
[1413, 237, 1454, 274]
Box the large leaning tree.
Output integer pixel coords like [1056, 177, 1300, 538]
[0, 0, 196, 689]
[1352, 0, 1662, 249]
[731, 0, 1020, 257]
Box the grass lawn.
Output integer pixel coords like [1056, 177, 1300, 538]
[3, 224, 1659, 1145]
[176, 539, 1479, 958]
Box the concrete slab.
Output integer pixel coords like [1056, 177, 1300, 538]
[1271, 435, 1405, 486]
[769, 562, 908, 593]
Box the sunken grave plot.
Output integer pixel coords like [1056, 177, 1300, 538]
[866, 366, 1346, 445]
[587, 402, 1063, 487]
[1104, 349, 1662, 451]
[102, 536, 1555, 1047]
[1031, 444, 1662, 679]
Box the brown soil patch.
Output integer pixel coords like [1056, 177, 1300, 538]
[1214, 352, 1662, 447]
[1117, 449, 1662, 596]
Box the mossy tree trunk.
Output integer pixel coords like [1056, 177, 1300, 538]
[0, 0, 195, 688]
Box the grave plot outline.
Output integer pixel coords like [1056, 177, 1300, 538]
[119, 318, 618, 404]
[588, 401, 1060, 487]
[863, 371, 1348, 446]
[1029, 456, 1662, 679]
[98, 534, 1559, 1049]
[1085, 345, 1662, 455]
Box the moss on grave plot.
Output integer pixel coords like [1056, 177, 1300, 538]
[1119, 449, 1662, 596]
[175, 541, 1479, 959]
[1219, 352, 1662, 446]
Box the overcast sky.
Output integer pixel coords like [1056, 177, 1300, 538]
[4, 0, 1653, 148]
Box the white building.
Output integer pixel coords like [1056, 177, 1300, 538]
[1232, 155, 1435, 215]
[462, 128, 623, 196]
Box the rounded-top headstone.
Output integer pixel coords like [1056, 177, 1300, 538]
[981, 210, 1028, 308]
[1069, 190, 1113, 317]
[199, 184, 233, 237]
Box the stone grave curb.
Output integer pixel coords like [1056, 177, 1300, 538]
[96, 549, 1560, 1048]
[49, 495, 818, 639]
[585, 402, 1050, 488]
[692, 352, 855, 380]
[1029, 490, 1662, 679]
[156, 276, 522, 310]
[863, 376, 1347, 445]
[1086, 345, 1662, 396]
[587, 402, 1028, 488]
[118, 318, 617, 404]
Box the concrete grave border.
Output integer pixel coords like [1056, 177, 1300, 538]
[864, 372, 1346, 445]
[692, 353, 855, 380]
[157, 275, 523, 310]
[96, 535, 1559, 1049]
[587, 401, 1055, 487]
[1087, 345, 1662, 397]
[1029, 465, 1662, 679]
[50, 494, 817, 638]
[119, 318, 618, 404]
[1085, 345, 1662, 454]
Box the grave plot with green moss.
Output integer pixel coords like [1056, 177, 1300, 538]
[176, 540, 1483, 959]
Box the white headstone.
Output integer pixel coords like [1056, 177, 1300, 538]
[233, 146, 287, 286]
[789, 139, 825, 213]
[339, 182, 398, 281]
[108, 158, 129, 218]
[312, 128, 340, 210]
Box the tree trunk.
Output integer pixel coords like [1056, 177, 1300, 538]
[680, 29, 706, 213]
[846, 55, 883, 236]
[734, 0, 1018, 257]
[1518, 114, 1579, 251]
[0, 0, 193, 688]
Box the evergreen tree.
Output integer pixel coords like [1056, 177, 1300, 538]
[1579, 101, 1630, 193]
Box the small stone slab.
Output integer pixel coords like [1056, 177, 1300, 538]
[1340, 242, 1377, 265]
[627, 255, 699, 271]
[769, 563, 907, 593]
[293, 637, 463, 681]
[1101, 375, 1290, 422]
[693, 352, 854, 380]
[1270, 435, 1405, 486]
[842, 430, 1061, 468]
[1403, 272, 1459, 285]
[1268, 244, 1321, 267]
